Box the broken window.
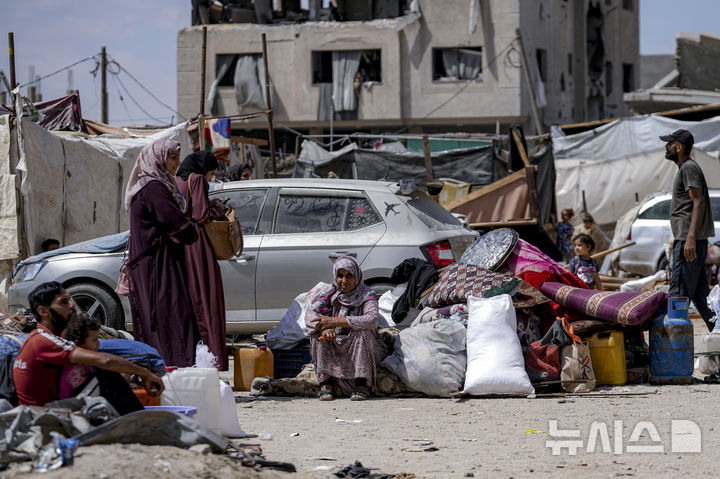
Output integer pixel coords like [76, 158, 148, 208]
[623, 63, 634, 92]
[216, 54, 240, 87]
[536, 48, 548, 82]
[586, 3, 605, 81]
[432, 47, 483, 82]
[311, 50, 382, 85]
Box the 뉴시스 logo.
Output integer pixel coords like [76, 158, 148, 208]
[546, 419, 701, 455]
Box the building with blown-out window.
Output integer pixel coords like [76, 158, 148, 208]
[177, 0, 639, 136]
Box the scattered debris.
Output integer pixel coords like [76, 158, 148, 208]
[189, 444, 211, 455]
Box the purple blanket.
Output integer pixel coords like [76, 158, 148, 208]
[540, 282, 668, 326]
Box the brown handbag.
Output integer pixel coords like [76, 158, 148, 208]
[189, 174, 244, 260]
[204, 207, 244, 260]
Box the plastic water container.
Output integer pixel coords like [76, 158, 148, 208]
[649, 297, 694, 384]
[586, 330, 627, 385]
[234, 345, 274, 391]
[160, 368, 221, 433]
[698, 332, 720, 374]
[133, 388, 161, 406]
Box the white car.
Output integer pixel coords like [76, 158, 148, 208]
[619, 190, 720, 276]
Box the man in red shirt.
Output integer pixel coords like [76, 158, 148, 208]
[13, 282, 164, 406]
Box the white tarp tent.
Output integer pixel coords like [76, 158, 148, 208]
[552, 114, 720, 224]
[0, 114, 192, 310]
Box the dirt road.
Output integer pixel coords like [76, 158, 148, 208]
[3, 317, 717, 478]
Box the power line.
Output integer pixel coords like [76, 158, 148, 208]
[21, 56, 97, 87]
[110, 74, 135, 124]
[113, 73, 164, 124]
[107, 54, 181, 119]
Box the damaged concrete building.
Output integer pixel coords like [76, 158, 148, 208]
[177, 0, 639, 136]
[625, 31, 720, 114]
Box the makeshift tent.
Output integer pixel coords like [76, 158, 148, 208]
[0, 113, 192, 310]
[552, 114, 720, 224]
[293, 140, 496, 185]
[0, 91, 83, 132]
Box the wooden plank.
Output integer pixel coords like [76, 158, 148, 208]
[230, 135, 268, 146]
[444, 168, 527, 211]
[525, 165, 539, 219]
[591, 241, 636, 260]
[422, 135, 433, 180]
[511, 129, 531, 167]
[469, 218, 537, 228]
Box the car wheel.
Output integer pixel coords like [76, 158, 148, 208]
[657, 256, 669, 272]
[66, 283, 124, 330]
[369, 282, 396, 297]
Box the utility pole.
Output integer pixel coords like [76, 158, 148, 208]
[101, 46, 108, 124]
[8, 33, 17, 89]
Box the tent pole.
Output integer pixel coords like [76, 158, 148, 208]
[261, 33, 277, 177]
[200, 26, 207, 115]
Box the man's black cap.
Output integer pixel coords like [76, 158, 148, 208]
[660, 129, 694, 149]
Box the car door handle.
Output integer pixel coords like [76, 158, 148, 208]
[328, 252, 357, 259]
[233, 254, 255, 262]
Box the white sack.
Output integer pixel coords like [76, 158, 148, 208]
[463, 295, 534, 396]
[219, 379, 247, 437]
[620, 270, 667, 292]
[381, 318, 466, 397]
[377, 282, 407, 328]
[266, 281, 330, 349]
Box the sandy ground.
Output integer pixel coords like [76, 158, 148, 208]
[2, 316, 718, 478]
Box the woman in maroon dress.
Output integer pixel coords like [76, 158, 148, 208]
[175, 151, 229, 370]
[124, 139, 199, 367]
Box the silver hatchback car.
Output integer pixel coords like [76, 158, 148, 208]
[9, 179, 476, 333]
[619, 190, 720, 276]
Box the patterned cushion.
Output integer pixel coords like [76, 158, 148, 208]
[427, 263, 521, 308]
[540, 282, 668, 326]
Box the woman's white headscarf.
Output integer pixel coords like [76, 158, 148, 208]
[124, 139, 184, 211]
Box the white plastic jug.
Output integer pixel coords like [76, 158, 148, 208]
[698, 333, 720, 374]
[160, 368, 221, 434]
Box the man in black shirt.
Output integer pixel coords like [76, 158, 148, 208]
[661, 129, 716, 330]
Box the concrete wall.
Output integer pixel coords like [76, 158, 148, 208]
[518, 0, 639, 125]
[177, 0, 638, 131]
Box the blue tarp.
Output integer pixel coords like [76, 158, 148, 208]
[98, 339, 167, 376]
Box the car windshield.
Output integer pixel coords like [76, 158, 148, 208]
[400, 194, 461, 230]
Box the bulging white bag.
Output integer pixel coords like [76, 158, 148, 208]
[381, 318, 466, 397]
[463, 295, 534, 396]
[219, 380, 247, 437]
[266, 282, 329, 349]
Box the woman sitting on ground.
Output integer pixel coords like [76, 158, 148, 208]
[305, 256, 386, 401]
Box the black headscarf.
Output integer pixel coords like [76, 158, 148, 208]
[176, 151, 220, 181]
[224, 162, 251, 182]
